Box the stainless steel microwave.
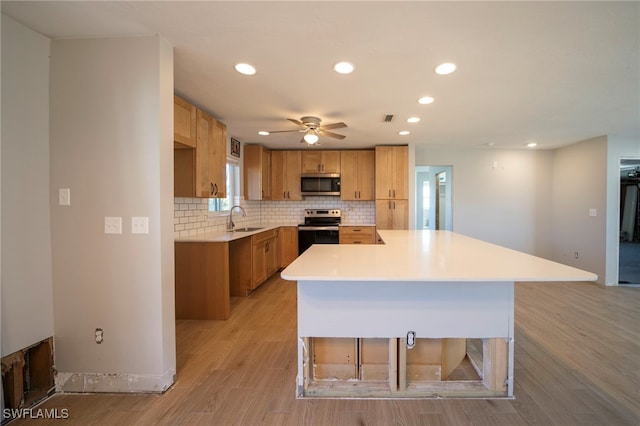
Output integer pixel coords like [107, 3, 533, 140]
[301, 173, 341, 196]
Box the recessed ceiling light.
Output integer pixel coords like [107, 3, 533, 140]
[258, 131, 269, 136]
[407, 117, 421, 123]
[235, 63, 256, 75]
[418, 96, 435, 105]
[334, 61, 354, 74]
[435, 62, 456, 75]
[398, 131, 410, 136]
[527, 142, 538, 148]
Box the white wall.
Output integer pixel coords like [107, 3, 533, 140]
[606, 135, 640, 285]
[415, 145, 554, 256]
[1, 15, 54, 356]
[49, 36, 175, 392]
[551, 136, 607, 284]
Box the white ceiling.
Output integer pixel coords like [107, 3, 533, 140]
[2, 1, 639, 150]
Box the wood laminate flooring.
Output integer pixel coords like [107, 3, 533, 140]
[12, 276, 640, 425]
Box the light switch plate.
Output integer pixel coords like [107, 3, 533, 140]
[104, 217, 122, 234]
[589, 208, 597, 217]
[59, 188, 71, 206]
[131, 216, 149, 234]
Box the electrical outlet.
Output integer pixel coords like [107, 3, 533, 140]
[131, 216, 149, 234]
[407, 331, 416, 349]
[95, 328, 103, 344]
[104, 217, 122, 234]
[574, 252, 579, 259]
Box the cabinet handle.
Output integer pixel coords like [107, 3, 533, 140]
[358, 191, 361, 199]
[287, 191, 290, 199]
[393, 201, 396, 209]
[265, 242, 269, 252]
[211, 183, 214, 196]
[322, 164, 325, 172]
[393, 189, 396, 198]
[283, 191, 286, 199]
[353, 229, 361, 232]
[388, 200, 392, 209]
[353, 241, 361, 244]
[388, 189, 391, 197]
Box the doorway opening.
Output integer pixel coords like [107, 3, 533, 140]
[619, 158, 640, 285]
[416, 166, 452, 230]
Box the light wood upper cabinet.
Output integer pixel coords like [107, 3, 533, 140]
[174, 95, 196, 148]
[271, 151, 302, 200]
[341, 150, 375, 201]
[375, 199, 409, 230]
[196, 109, 226, 198]
[302, 150, 341, 174]
[243, 144, 271, 200]
[174, 96, 227, 198]
[375, 145, 408, 199]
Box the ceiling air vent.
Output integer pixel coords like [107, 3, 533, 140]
[384, 114, 394, 122]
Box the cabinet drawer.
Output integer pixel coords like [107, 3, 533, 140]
[251, 228, 278, 245]
[339, 226, 376, 244]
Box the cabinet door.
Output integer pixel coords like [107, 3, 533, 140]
[357, 150, 375, 201]
[375, 146, 407, 199]
[270, 151, 286, 200]
[244, 145, 270, 200]
[252, 240, 267, 288]
[279, 226, 299, 268]
[302, 151, 341, 173]
[174, 96, 196, 148]
[265, 237, 279, 278]
[284, 151, 302, 200]
[196, 110, 226, 198]
[375, 200, 407, 230]
[210, 119, 227, 198]
[340, 151, 359, 201]
[320, 151, 341, 173]
[302, 151, 323, 173]
[392, 146, 409, 199]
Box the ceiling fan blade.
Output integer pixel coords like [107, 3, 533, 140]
[322, 130, 346, 140]
[321, 122, 347, 130]
[288, 118, 304, 126]
[267, 129, 304, 134]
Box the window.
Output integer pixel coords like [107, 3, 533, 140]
[209, 161, 240, 213]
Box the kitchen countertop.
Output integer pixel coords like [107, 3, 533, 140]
[175, 225, 283, 243]
[281, 230, 598, 283]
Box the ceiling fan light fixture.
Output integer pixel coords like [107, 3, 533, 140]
[235, 63, 256, 75]
[435, 62, 456, 75]
[304, 130, 319, 144]
[418, 96, 435, 105]
[334, 61, 354, 74]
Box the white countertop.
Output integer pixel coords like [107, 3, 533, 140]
[281, 230, 598, 282]
[175, 225, 283, 243]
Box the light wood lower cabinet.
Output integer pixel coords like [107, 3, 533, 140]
[175, 242, 230, 320]
[375, 199, 408, 230]
[339, 226, 376, 244]
[230, 229, 280, 297]
[279, 226, 298, 268]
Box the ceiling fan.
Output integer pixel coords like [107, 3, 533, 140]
[267, 116, 347, 145]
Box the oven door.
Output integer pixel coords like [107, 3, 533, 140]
[298, 226, 339, 255]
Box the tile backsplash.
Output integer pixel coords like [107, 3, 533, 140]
[174, 197, 375, 238]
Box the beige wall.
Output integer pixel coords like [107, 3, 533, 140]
[1, 15, 54, 356]
[49, 35, 175, 391]
[551, 136, 607, 284]
[415, 145, 554, 257]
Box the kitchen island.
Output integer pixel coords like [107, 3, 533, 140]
[281, 230, 597, 398]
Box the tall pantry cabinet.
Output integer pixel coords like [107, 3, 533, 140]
[375, 145, 408, 229]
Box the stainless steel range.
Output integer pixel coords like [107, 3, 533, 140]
[298, 209, 341, 255]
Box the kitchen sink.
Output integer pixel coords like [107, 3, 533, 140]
[231, 227, 264, 233]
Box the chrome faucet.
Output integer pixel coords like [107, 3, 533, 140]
[228, 205, 247, 230]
